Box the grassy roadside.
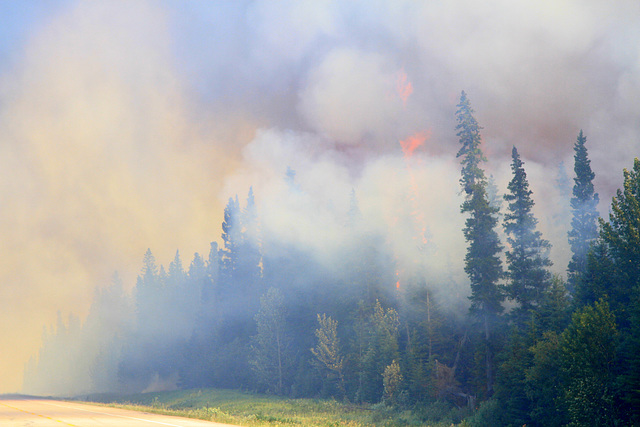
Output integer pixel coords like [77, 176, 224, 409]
[77, 388, 464, 426]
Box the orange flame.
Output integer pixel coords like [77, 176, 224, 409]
[396, 69, 413, 108]
[399, 130, 432, 251]
[399, 130, 430, 158]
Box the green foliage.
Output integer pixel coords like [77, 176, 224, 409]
[567, 130, 599, 291]
[597, 158, 640, 324]
[503, 146, 552, 326]
[456, 90, 503, 396]
[401, 284, 452, 403]
[86, 387, 435, 427]
[221, 195, 241, 282]
[357, 300, 400, 403]
[526, 331, 567, 426]
[311, 314, 346, 398]
[559, 300, 620, 426]
[494, 330, 534, 426]
[462, 398, 501, 427]
[456, 90, 486, 195]
[29, 94, 640, 425]
[621, 287, 640, 423]
[382, 360, 403, 405]
[535, 274, 571, 333]
[251, 287, 291, 394]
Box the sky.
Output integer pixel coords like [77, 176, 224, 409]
[1, 0, 639, 393]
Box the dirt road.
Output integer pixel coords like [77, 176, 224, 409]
[0, 396, 239, 426]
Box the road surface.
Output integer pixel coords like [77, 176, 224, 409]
[0, 396, 239, 427]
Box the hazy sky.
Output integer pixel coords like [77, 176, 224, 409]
[1, 0, 639, 393]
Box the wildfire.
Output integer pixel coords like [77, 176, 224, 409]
[400, 131, 430, 158]
[394, 68, 431, 291]
[399, 130, 431, 248]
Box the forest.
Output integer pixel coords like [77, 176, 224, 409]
[23, 92, 640, 426]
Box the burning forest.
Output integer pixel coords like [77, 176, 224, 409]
[3, 1, 640, 425]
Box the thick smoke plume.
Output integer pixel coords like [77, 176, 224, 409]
[1, 0, 639, 393]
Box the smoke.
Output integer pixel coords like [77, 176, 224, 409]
[2, 0, 640, 392]
[0, 1, 242, 392]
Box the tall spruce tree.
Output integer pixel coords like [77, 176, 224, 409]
[456, 91, 503, 395]
[221, 195, 241, 286]
[503, 146, 552, 325]
[567, 130, 599, 290]
[574, 159, 640, 424]
[599, 159, 640, 312]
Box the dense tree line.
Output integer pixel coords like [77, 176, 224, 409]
[24, 92, 640, 425]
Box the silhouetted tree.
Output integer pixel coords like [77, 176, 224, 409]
[456, 90, 503, 396]
[503, 146, 552, 326]
[567, 130, 599, 292]
[221, 196, 241, 287]
[134, 249, 162, 336]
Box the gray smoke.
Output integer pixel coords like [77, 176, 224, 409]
[2, 0, 639, 392]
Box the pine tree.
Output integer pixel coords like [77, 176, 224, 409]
[579, 158, 640, 325]
[598, 158, 640, 319]
[503, 146, 552, 326]
[572, 159, 640, 425]
[134, 249, 161, 332]
[456, 90, 503, 395]
[567, 130, 599, 291]
[536, 274, 571, 333]
[221, 196, 241, 286]
[526, 331, 567, 426]
[358, 300, 400, 403]
[559, 300, 620, 426]
[140, 248, 159, 286]
[167, 250, 185, 288]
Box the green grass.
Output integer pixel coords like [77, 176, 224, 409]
[78, 388, 457, 426]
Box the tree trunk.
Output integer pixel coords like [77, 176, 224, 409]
[484, 312, 493, 396]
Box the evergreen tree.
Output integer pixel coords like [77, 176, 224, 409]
[622, 288, 640, 424]
[494, 329, 535, 426]
[526, 331, 567, 426]
[536, 274, 571, 334]
[221, 196, 241, 286]
[141, 248, 159, 282]
[167, 250, 185, 288]
[503, 146, 552, 326]
[598, 158, 640, 323]
[559, 300, 620, 426]
[358, 301, 401, 403]
[456, 90, 503, 395]
[578, 158, 640, 325]
[567, 130, 599, 291]
[134, 249, 162, 334]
